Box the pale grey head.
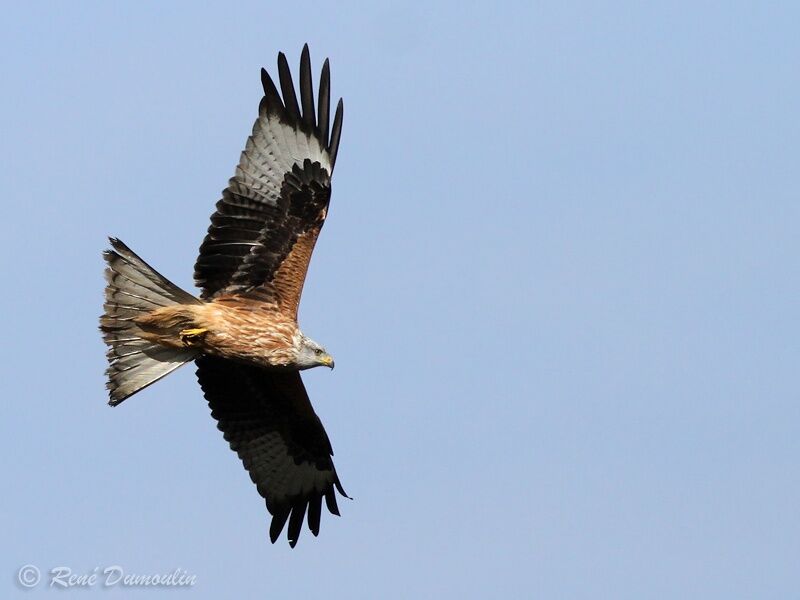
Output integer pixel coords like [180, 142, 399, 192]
[294, 333, 334, 370]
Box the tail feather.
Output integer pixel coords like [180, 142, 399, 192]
[101, 238, 200, 405]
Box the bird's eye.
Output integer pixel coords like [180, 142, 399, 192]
[315, 348, 324, 355]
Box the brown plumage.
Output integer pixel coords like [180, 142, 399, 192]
[100, 45, 348, 547]
[134, 298, 301, 366]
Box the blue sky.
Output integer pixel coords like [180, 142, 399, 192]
[2, 2, 799, 598]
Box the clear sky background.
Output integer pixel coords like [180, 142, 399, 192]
[2, 2, 798, 598]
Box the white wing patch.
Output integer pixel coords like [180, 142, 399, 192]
[238, 112, 331, 206]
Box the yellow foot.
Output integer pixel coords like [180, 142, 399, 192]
[180, 328, 208, 347]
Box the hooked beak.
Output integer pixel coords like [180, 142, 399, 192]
[320, 354, 335, 369]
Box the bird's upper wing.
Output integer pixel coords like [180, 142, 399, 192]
[196, 355, 347, 547]
[194, 45, 343, 317]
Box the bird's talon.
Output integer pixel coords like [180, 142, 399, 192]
[180, 328, 208, 347]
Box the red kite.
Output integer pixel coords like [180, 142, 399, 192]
[100, 45, 347, 547]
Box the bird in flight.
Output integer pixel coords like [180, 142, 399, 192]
[100, 45, 347, 547]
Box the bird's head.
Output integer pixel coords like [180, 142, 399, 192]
[295, 334, 335, 370]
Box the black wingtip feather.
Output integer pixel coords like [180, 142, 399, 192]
[287, 502, 307, 548]
[300, 44, 315, 130]
[334, 479, 350, 499]
[270, 506, 291, 544]
[329, 98, 344, 169]
[260, 67, 284, 115]
[325, 488, 340, 516]
[307, 493, 322, 537]
[317, 59, 331, 147]
[277, 52, 301, 123]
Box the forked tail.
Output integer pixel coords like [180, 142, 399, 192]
[100, 238, 201, 405]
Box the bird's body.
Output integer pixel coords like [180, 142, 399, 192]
[134, 297, 326, 370]
[99, 46, 347, 547]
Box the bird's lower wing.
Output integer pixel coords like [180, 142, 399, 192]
[195, 355, 346, 547]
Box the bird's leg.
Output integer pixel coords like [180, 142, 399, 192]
[180, 328, 208, 347]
